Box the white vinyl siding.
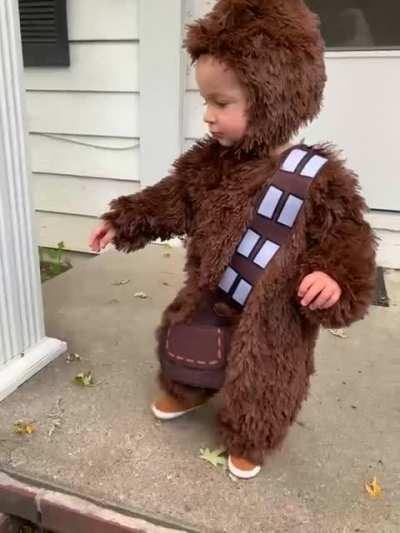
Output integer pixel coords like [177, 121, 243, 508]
[33, 174, 140, 217]
[30, 135, 140, 181]
[25, 42, 139, 92]
[67, 0, 139, 41]
[25, 0, 140, 253]
[27, 92, 139, 137]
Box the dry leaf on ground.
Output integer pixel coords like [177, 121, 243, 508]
[66, 352, 81, 363]
[365, 477, 382, 497]
[73, 371, 95, 386]
[13, 421, 37, 435]
[134, 291, 148, 299]
[199, 446, 227, 468]
[328, 328, 348, 339]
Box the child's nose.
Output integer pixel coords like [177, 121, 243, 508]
[203, 105, 215, 125]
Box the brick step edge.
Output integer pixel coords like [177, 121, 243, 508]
[0, 513, 24, 533]
[0, 472, 188, 533]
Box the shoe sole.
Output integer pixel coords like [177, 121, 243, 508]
[151, 402, 204, 420]
[228, 455, 261, 479]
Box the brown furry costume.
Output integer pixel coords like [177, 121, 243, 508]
[102, 0, 376, 464]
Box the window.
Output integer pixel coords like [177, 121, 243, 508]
[306, 1, 400, 50]
[19, 0, 70, 67]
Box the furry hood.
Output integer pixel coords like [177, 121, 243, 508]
[184, 0, 326, 156]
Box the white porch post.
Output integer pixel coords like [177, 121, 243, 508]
[139, 0, 185, 187]
[0, 0, 66, 402]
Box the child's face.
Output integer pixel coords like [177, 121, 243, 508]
[195, 55, 248, 147]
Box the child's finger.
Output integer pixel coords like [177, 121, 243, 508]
[298, 274, 316, 297]
[90, 239, 100, 252]
[320, 292, 340, 309]
[99, 235, 111, 249]
[90, 240, 99, 252]
[301, 282, 323, 306]
[88, 233, 96, 248]
[309, 287, 332, 310]
[89, 228, 104, 248]
[91, 233, 104, 252]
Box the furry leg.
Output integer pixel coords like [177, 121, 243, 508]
[218, 362, 310, 465]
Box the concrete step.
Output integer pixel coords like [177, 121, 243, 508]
[0, 247, 399, 532]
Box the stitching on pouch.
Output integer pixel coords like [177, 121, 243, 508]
[167, 328, 223, 366]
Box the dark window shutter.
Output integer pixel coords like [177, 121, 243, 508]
[19, 0, 70, 67]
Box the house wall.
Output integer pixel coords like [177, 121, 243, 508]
[24, 0, 141, 253]
[23, 0, 399, 267]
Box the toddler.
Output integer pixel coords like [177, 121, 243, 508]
[89, 0, 376, 479]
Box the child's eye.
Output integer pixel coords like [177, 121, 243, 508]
[201, 100, 228, 108]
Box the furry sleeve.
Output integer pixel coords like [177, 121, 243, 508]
[100, 157, 194, 253]
[298, 148, 377, 329]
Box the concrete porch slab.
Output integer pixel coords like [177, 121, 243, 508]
[0, 245, 399, 532]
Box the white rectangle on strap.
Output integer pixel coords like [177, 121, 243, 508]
[218, 266, 238, 293]
[278, 195, 304, 227]
[253, 240, 280, 268]
[232, 279, 252, 306]
[300, 155, 328, 178]
[237, 229, 260, 257]
[281, 149, 308, 173]
[257, 186, 283, 218]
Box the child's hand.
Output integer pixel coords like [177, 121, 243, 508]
[298, 271, 342, 310]
[89, 221, 116, 252]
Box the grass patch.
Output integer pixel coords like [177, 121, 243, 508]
[39, 241, 72, 282]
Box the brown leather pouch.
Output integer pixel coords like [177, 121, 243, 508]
[166, 323, 227, 369]
[160, 292, 239, 391]
[162, 322, 232, 390]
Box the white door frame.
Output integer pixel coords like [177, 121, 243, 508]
[0, 0, 66, 402]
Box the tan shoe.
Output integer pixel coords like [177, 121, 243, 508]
[151, 393, 207, 420]
[228, 455, 261, 479]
